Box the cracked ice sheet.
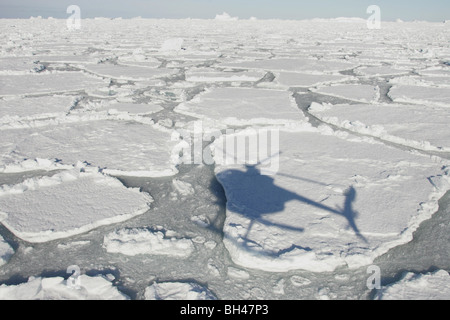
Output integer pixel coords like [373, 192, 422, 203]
[311, 84, 380, 103]
[185, 68, 266, 82]
[0, 274, 129, 300]
[0, 72, 108, 97]
[309, 102, 450, 152]
[94, 101, 164, 116]
[0, 119, 179, 177]
[0, 57, 45, 74]
[0, 167, 152, 243]
[0, 95, 76, 124]
[83, 63, 178, 81]
[219, 58, 357, 74]
[174, 87, 307, 128]
[374, 270, 450, 300]
[213, 128, 449, 272]
[274, 72, 353, 88]
[388, 85, 450, 108]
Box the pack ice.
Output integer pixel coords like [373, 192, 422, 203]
[213, 128, 449, 272]
[0, 119, 180, 177]
[175, 87, 306, 128]
[0, 166, 152, 243]
[144, 281, 217, 300]
[0, 274, 129, 300]
[309, 102, 450, 152]
[374, 270, 450, 300]
[0, 235, 13, 267]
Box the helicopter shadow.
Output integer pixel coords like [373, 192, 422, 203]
[214, 164, 367, 256]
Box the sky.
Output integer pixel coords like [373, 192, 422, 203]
[0, 0, 449, 22]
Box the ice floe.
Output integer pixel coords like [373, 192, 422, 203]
[0, 274, 129, 300]
[103, 227, 194, 258]
[83, 63, 178, 81]
[309, 102, 450, 151]
[144, 281, 216, 300]
[274, 72, 352, 87]
[388, 85, 450, 108]
[0, 235, 13, 267]
[311, 84, 380, 103]
[374, 270, 450, 300]
[0, 95, 76, 124]
[0, 72, 108, 97]
[174, 87, 306, 128]
[213, 128, 449, 272]
[0, 166, 152, 243]
[0, 119, 180, 177]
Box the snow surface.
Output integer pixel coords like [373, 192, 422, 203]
[309, 102, 450, 152]
[0, 72, 108, 97]
[103, 227, 194, 258]
[0, 166, 153, 242]
[311, 84, 380, 103]
[374, 270, 450, 300]
[0, 95, 76, 124]
[175, 87, 306, 127]
[0, 119, 180, 177]
[213, 128, 449, 272]
[388, 85, 450, 108]
[0, 274, 129, 300]
[144, 282, 217, 300]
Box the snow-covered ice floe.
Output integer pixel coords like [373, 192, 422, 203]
[213, 128, 450, 272]
[174, 87, 306, 128]
[311, 84, 380, 103]
[388, 85, 450, 108]
[83, 63, 178, 81]
[274, 72, 353, 88]
[0, 72, 108, 97]
[309, 102, 450, 152]
[0, 166, 152, 243]
[0, 119, 180, 177]
[374, 270, 450, 300]
[0, 235, 13, 267]
[0, 274, 129, 300]
[219, 58, 357, 74]
[0, 95, 76, 125]
[103, 227, 194, 258]
[144, 282, 217, 300]
[185, 68, 265, 83]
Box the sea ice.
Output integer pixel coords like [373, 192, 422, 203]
[83, 63, 178, 81]
[174, 87, 306, 127]
[0, 95, 76, 124]
[0, 274, 129, 300]
[311, 84, 380, 103]
[0, 166, 152, 243]
[0, 72, 108, 97]
[309, 102, 450, 151]
[144, 282, 217, 300]
[0, 119, 180, 177]
[93, 101, 164, 116]
[374, 270, 450, 300]
[213, 128, 449, 272]
[274, 72, 352, 87]
[103, 227, 194, 258]
[0, 57, 45, 74]
[388, 85, 450, 108]
[220, 58, 357, 74]
[0, 235, 13, 267]
[185, 68, 265, 82]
